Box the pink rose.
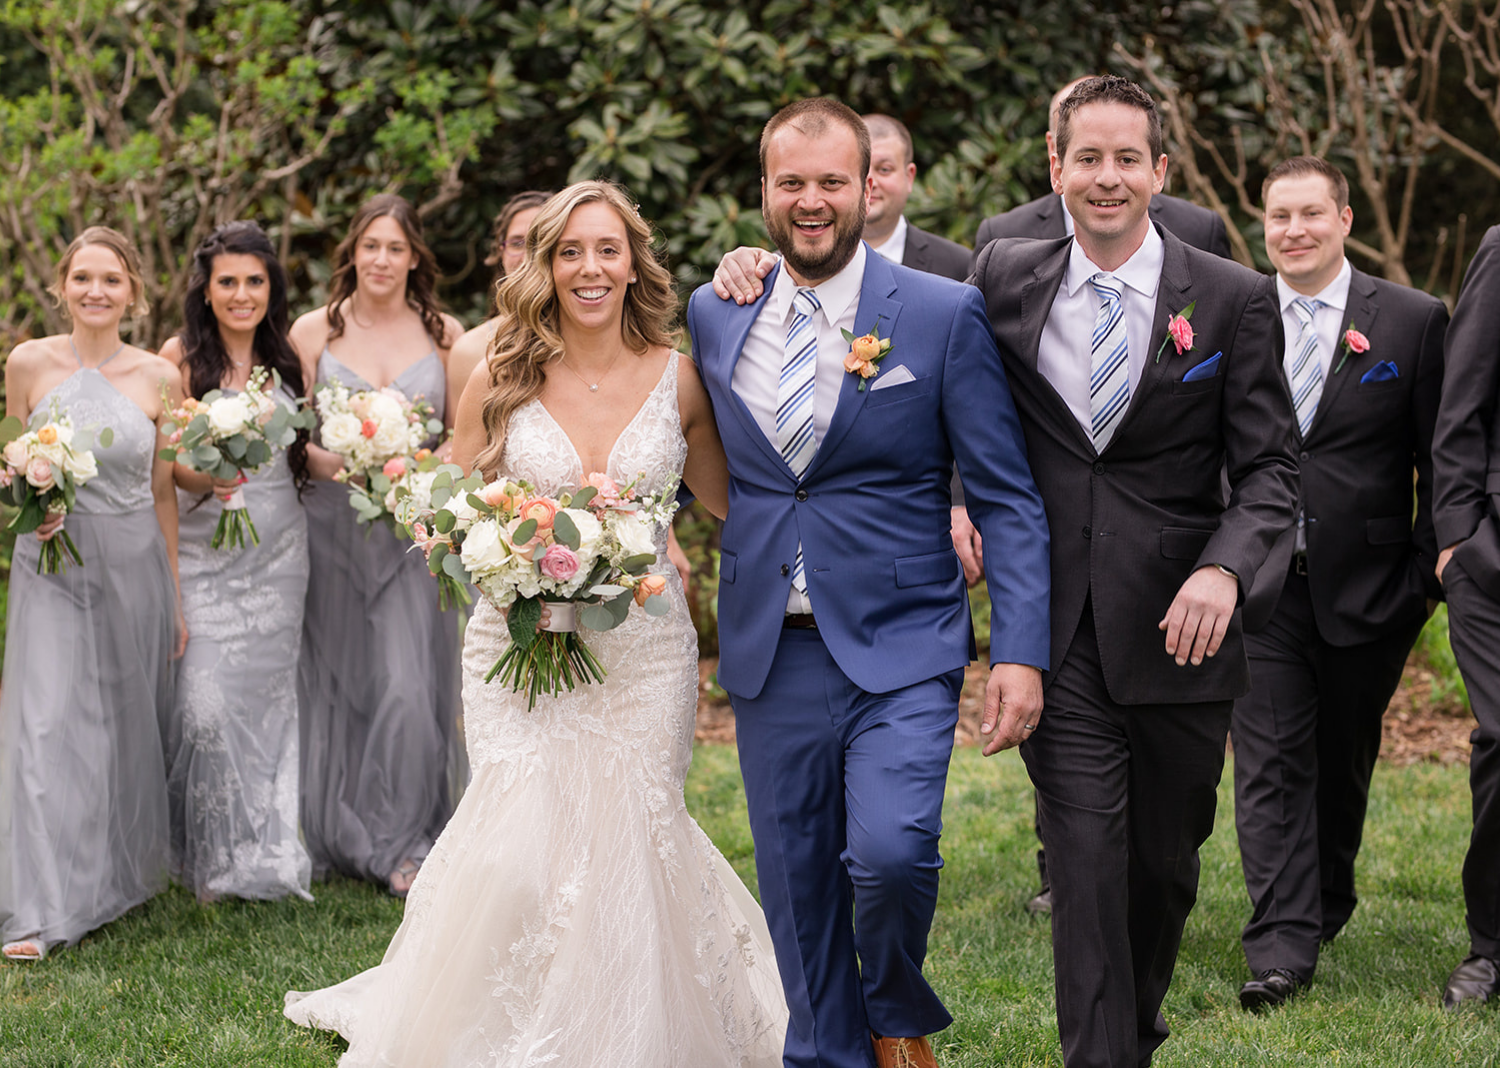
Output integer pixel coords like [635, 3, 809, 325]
[382, 456, 407, 479]
[1168, 314, 1194, 355]
[538, 544, 580, 582]
[0, 467, 10, 489]
[584, 471, 621, 506]
[1344, 328, 1370, 354]
[168, 429, 183, 445]
[25, 458, 55, 491]
[360, 418, 379, 439]
[633, 573, 667, 606]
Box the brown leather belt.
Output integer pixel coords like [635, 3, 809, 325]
[783, 613, 818, 629]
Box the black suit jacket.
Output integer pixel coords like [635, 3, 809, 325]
[1245, 267, 1447, 640]
[901, 222, 972, 282]
[1434, 224, 1500, 601]
[973, 192, 1232, 266]
[971, 227, 1298, 704]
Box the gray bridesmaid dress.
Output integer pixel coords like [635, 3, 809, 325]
[0, 352, 175, 950]
[167, 384, 312, 901]
[297, 350, 463, 886]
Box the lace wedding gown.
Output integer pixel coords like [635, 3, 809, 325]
[285, 353, 789, 1067]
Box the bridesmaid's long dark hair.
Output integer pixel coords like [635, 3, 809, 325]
[180, 220, 310, 489]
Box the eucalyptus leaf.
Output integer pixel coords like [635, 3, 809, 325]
[434, 510, 456, 534]
[441, 552, 468, 580]
[642, 593, 670, 617]
[97, 427, 114, 448]
[620, 552, 655, 574]
[0, 415, 24, 445]
[552, 510, 579, 550]
[577, 603, 616, 631]
[570, 485, 597, 509]
[587, 584, 627, 597]
[432, 484, 453, 508]
[513, 518, 537, 544]
[226, 435, 248, 459]
[428, 541, 449, 574]
[467, 492, 488, 512]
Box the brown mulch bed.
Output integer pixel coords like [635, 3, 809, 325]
[695, 652, 1475, 766]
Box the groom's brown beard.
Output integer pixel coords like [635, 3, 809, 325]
[764, 199, 867, 283]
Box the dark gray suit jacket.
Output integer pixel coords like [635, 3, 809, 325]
[1244, 267, 1447, 639]
[1434, 224, 1500, 601]
[971, 227, 1298, 704]
[973, 192, 1232, 266]
[901, 222, 971, 282]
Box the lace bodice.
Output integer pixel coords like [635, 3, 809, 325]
[30, 368, 156, 515]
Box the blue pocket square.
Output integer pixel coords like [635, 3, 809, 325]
[1182, 351, 1223, 383]
[1360, 360, 1400, 384]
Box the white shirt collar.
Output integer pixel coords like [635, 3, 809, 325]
[870, 215, 909, 263]
[769, 241, 868, 329]
[1063, 222, 1164, 302]
[1276, 257, 1352, 315]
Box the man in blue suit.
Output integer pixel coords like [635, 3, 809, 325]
[686, 98, 1051, 1068]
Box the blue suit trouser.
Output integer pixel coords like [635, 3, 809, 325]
[731, 627, 960, 1068]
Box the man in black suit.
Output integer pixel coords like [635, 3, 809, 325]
[1432, 223, 1500, 1009]
[956, 76, 1233, 917]
[971, 76, 1297, 1067]
[1231, 157, 1447, 1010]
[971, 77, 1232, 263]
[862, 113, 973, 281]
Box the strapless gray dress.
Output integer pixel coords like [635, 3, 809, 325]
[297, 350, 463, 885]
[168, 384, 312, 901]
[0, 357, 175, 949]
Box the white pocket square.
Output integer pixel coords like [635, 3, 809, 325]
[870, 364, 915, 391]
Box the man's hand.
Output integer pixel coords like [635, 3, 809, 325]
[1437, 543, 1458, 585]
[980, 662, 1044, 756]
[1158, 565, 1239, 666]
[950, 505, 984, 587]
[711, 247, 777, 305]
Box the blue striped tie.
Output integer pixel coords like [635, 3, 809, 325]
[779, 287, 820, 592]
[1288, 297, 1325, 436]
[1089, 274, 1130, 449]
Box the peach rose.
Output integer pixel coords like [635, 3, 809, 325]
[1167, 314, 1194, 354]
[519, 497, 558, 531]
[382, 456, 408, 479]
[36, 425, 58, 446]
[479, 482, 515, 509]
[634, 573, 668, 606]
[850, 334, 882, 363]
[25, 457, 55, 491]
[414, 448, 432, 462]
[360, 418, 379, 439]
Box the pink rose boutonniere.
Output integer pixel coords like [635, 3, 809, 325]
[1334, 325, 1370, 374]
[841, 322, 893, 391]
[1154, 300, 1198, 363]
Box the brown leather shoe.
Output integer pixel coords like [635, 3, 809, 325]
[871, 1033, 938, 1068]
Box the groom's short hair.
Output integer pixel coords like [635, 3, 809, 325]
[1054, 75, 1163, 164]
[760, 98, 872, 179]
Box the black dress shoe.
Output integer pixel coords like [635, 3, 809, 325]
[1442, 954, 1500, 1010]
[1239, 968, 1309, 1011]
[1025, 887, 1052, 916]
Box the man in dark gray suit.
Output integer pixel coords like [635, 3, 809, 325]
[1232, 157, 1447, 1011]
[971, 76, 1297, 1068]
[971, 77, 1232, 263]
[1432, 223, 1500, 1009]
[862, 113, 973, 282]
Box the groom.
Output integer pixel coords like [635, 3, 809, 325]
[687, 98, 1051, 1068]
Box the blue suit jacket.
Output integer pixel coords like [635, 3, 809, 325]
[687, 248, 1050, 700]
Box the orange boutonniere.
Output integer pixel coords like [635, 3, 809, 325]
[841, 321, 893, 391]
[1334, 326, 1370, 374]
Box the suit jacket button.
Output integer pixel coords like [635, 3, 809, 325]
[1299, 450, 1311, 462]
[1092, 461, 1106, 475]
[1082, 526, 1092, 539]
[795, 488, 808, 501]
[780, 564, 790, 576]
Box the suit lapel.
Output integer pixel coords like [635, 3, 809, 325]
[1308, 268, 1379, 438]
[1036, 195, 1066, 239]
[903, 226, 928, 273]
[1112, 229, 1192, 449]
[804, 252, 899, 478]
[718, 263, 799, 479]
[1019, 240, 1095, 453]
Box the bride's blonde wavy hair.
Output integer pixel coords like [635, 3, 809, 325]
[472, 180, 677, 477]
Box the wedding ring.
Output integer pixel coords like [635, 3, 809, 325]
[1023, 723, 1037, 730]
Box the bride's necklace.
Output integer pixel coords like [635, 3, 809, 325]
[558, 347, 624, 393]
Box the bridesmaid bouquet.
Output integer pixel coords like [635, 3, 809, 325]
[0, 402, 111, 574]
[314, 380, 443, 525]
[396, 467, 677, 709]
[160, 367, 315, 549]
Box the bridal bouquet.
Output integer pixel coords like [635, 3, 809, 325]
[314, 380, 443, 526]
[160, 367, 315, 549]
[396, 468, 677, 708]
[0, 401, 111, 574]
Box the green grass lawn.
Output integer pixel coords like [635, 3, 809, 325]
[1, 746, 1497, 1066]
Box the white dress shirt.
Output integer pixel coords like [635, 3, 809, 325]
[1276, 257, 1352, 380]
[732, 242, 868, 612]
[870, 214, 909, 265]
[1037, 225, 1165, 438]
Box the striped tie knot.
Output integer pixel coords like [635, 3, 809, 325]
[1292, 296, 1324, 330]
[792, 286, 821, 320]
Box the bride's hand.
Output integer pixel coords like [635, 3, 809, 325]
[500, 603, 552, 631]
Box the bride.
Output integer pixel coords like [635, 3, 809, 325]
[284, 180, 789, 1066]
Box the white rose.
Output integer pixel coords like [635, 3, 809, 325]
[406, 471, 438, 513]
[3, 440, 29, 469]
[207, 395, 254, 437]
[371, 417, 411, 459]
[31, 440, 66, 466]
[612, 511, 657, 559]
[560, 507, 603, 565]
[460, 518, 513, 576]
[62, 448, 98, 483]
[447, 493, 479, 527]
[321, 412, 361, 456]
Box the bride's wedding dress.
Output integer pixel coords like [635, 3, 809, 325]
[285, 353, 788, 1067]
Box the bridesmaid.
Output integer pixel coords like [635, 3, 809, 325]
[291, 193, 465, 898]
[0, 227, 184, 960]
[159, 221, 313, 903]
